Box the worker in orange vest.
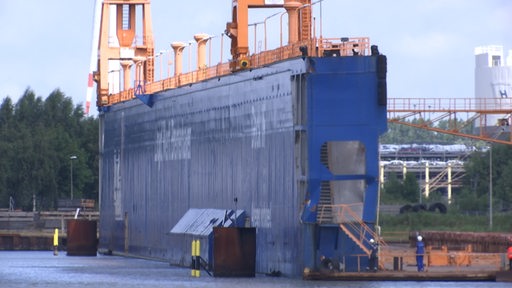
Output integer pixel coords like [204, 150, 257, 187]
[507, 245, 512, 271]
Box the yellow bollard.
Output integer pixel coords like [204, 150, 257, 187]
[53, 228, 59, 256]
[195, 240, 201, 277]
[191, 240, 196, 276]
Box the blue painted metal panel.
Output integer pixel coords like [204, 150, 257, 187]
[302, 56, 386, 224]
[300, 55, 387, 272]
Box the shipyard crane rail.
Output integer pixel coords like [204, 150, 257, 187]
[387, 97, 512, 145]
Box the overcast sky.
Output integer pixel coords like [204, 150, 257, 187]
[0, 0, 511, 116]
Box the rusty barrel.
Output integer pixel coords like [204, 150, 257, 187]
[212, 227, 256, 277]
[66, 219, 97, 256]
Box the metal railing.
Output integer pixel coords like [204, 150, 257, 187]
[388, 97, 512, 114]
[102, 37, 371, 107]
[317, 203, 385, 256]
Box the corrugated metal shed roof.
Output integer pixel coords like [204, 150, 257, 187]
[170, 208, 246, 236]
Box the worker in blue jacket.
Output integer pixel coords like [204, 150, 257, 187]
[367, 238, 378, 272]
[416, 235, 425, 272]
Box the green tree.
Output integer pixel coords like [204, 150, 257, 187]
[495, 161, 512, 211]
[381, 172, 419, 204]
[402, 172, 420, 203]
[459, 144, 512, 214]
[0, 97, 15, 207]
[0, 88, 98, 211]
[382, 172, 403, 203]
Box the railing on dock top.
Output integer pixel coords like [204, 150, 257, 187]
[106, 37, 371, 107]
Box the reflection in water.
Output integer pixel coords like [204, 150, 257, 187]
[0, 251, 509, 288]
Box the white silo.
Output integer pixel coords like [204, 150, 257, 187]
[474, 45, 512, 130]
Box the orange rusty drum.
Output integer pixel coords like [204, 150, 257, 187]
[67, 219, 97, 256]
[212, 227, 256, 277]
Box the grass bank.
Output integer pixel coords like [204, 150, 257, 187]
[378, 211, 512, 242]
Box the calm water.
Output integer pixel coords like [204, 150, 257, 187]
[0, 251, 509, 288]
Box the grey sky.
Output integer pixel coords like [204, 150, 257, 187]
[0, 0, 510, 115]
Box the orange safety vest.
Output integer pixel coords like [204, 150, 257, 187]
[507, 246, 512, 260]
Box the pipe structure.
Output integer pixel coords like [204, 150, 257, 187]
[425, 163, 430, 198]
[194, 33, 210, 70]
[448, 164, 452, 204]
[284, 1, 302, 44]
[171, 42, 187, 75]
[120, 60, 133, 90]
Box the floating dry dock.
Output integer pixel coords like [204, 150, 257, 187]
[96, 0, 387, 277]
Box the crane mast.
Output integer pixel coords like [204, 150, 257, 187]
[226, 0, 311, 70]
[94, 0, 154, 108]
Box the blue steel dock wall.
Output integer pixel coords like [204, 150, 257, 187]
[99, 55, 387, 276]
[301, 56, 387, 272]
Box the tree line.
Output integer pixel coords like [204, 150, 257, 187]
[0, 89, 98, 211]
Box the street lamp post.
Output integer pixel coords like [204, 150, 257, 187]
[70, 155, 77, 200]
[263, 12, 280, 51]
[279, 11, 287, 47]
[489, 145, 493, 230]
[248, 21, 263, 54]
[188, 41, 194, 72]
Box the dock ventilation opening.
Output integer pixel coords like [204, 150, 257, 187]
[320, 141, 365, 176]
[319, 141, 366, 222]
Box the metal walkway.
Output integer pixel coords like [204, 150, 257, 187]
[388, 97, 512, 144]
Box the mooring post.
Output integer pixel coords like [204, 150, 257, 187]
[53, 228, 59, 256]
[195, 239, 201, 277]
[191, 239, 196, 276]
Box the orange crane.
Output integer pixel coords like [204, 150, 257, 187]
[93, 0, 330, 108]
[94, 0, 154, 108]
[225, 0, 311, 70]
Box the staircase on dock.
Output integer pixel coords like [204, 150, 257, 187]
[316, 185, 386, 255]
